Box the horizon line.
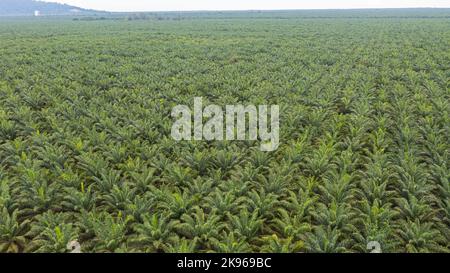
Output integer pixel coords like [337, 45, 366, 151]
[85, 7, 450, 13]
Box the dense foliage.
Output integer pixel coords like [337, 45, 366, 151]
[0, 10, 449, 253]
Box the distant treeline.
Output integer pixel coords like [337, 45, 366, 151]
[143, 8, 450, 19]
[73, 13, 200, 22]
[69, 9, 450, 22]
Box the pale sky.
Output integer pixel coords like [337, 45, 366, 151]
[42, 0, 450, 12]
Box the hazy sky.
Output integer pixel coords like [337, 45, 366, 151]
[43, 0, 450, 12]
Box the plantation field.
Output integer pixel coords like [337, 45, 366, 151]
[0, 10, 449, 253]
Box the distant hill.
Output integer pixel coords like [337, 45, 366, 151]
[0, 0, 103, 16]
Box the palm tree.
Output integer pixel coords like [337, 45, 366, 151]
[395, 219, 447, 253]
[131, 214, 178, 252]
[0, 208, 29, 253]
[303, 226, 350, 253]
[209, 231, 251, 253]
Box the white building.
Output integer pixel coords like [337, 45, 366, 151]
[34, 10, 41, 17]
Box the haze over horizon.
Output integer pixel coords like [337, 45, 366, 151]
[39, 0, 450, 12]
